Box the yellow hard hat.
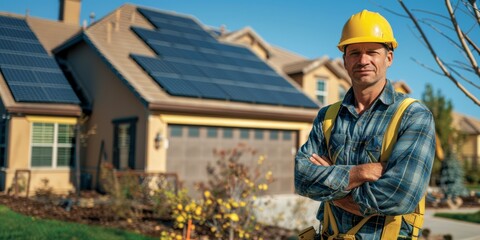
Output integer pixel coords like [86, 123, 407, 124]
[337, 10, 398, 52]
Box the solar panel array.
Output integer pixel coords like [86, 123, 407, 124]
[0, 15, 79, 104]
[133, 8, 318, 108]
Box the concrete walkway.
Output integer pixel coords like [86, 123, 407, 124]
[423, 208, 480, 240]
[254, 195, 480, 239]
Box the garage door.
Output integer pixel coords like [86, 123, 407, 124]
[167, 124, 298, 195]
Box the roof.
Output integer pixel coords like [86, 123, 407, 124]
[283, 56, 351, 84]
[219, 27, 306, 70]
[0, 12, 81, 116]
[452, 112, 480, 135]
[55, 4, 318, 121]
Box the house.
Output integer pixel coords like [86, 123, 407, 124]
[50, 2, 321, 196]
[0, 11, 82, 194]
[2, 0, 478, 197]
[452, 112, 480, 171]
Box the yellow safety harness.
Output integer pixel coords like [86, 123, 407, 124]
[321, 98, 425, 240]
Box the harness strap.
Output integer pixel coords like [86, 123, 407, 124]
[321, 98, 423, 239]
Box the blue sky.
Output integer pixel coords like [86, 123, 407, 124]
[2, 0, 479, 119]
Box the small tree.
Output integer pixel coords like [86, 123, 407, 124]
[440, 151, 468, 208]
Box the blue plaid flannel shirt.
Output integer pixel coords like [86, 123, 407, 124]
[295, 80, 435, 239]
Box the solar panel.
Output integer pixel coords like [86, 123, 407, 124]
[134, 7, 318, 108]
[0, 15, 29, 29]
[0, 38, 46, 54]
[0, 52, 59, 68]
[0, 26, 38, 41]
[152, 76, 200, 97]
[0, 16, 80, 104]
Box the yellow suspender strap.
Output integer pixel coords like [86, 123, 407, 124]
[321, 98, 423, 239]
[380, 98, 419, 240]
[380, 98, 417, 162]
[323, 101, 342, 148]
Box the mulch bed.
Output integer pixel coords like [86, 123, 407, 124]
[0, 192, 168, 237]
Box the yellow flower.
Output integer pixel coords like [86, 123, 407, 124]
[206, 199, 213, 205]
[211, 226, 217, 232]
[231, 201, 239, 208]
[204, 190, 211, 198]
[240, 201, 246, 207]
[265, 171, 273, 180]
[177, 204, 183, 210]
[258, 155, 265, 164]
[175, 235, 182, 240]
[195, 206, 202, 216]
[176, 215, 185, 223]
[229, 213, 239, 222]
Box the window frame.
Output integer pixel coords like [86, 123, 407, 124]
[112, 117, 138, 170]
[30, 122, 75, 169]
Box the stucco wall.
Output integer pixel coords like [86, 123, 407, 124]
[62, 42, 147, 187]
[2, 116, 76, 195]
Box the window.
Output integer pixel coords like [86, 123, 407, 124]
[254, 129, 264, 140]
[113, 118, 137, 170]
[339, 85, 347, 100]
[170, 125, 183, 137]
[240, 129, 250, 139]
[188, 126, 200, 137]
[316, 79, 327, 105]
[31, 122, 75, 168]
[223, 128, 233, 138]
[207, 127, 218, 138]
[270, 130, 279, 140]
[283, 131, 292, 141]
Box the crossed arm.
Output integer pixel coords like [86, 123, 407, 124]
[309, 154, 384, 216]
[295, 103, 435, 217]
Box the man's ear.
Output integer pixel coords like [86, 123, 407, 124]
[386, 51, 393, 67]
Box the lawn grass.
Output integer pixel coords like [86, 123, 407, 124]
[0, 205, 157, 240]
[434, 210, 480, 224]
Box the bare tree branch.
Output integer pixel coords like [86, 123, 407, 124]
[445, 0, 480, 78]
[398, 0, 480, 106]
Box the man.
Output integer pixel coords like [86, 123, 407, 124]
[295, 10, 435, 239]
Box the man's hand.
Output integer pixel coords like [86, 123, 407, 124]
[347, 163, 385, 190]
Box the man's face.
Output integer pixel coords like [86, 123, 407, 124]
[343, 42, 393, 89]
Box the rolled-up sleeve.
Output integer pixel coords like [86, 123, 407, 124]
[352, 103, 436, 216]
[295, 108, 352, 201]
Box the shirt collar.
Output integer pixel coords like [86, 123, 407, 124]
[341, 80, 396, 110]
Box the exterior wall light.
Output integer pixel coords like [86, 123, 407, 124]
[154, 132, 162, 149]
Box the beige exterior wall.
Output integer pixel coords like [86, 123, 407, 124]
[302, 66, 349, 106]
[3, 116, 77, 195]
[63, 43, 147, 185]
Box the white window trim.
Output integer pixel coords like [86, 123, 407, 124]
[30, 123, 73, 169]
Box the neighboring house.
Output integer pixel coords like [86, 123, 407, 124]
[453, 112, 480, 171]
[0, 12, 82, 194]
